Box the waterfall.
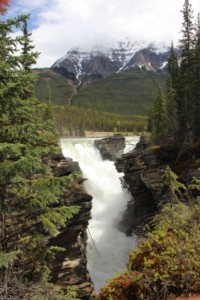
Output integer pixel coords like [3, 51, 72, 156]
[61, 137, 139, 291]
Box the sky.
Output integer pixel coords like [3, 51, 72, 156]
[4, 0, 200, 68]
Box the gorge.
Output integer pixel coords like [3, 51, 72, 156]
[60, 137, 139, 292]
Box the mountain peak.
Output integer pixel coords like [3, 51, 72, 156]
[51, 39, 169, 85]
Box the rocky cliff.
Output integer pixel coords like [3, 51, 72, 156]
[115, 134, 200, 235]
[94, 134, 126, 161]
[45, 153, 94, 299]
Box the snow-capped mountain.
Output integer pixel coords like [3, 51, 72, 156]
[51, 39, 170, 85]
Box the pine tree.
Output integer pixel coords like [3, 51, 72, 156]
[178, 0, 196, 142]
[149, 87, 168, 140]
[192, 13, 200, 138]
[167, 42, 179, 88]
[166, 43, 179, 140]
[149, 0, 200, 145]
[0, 15, 80, 298]
[166, 78, 179, 140]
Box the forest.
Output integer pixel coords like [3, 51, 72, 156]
[54, 105, 147, 136]
[149, 1, 200, 145]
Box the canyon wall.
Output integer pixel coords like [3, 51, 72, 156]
[46, 153, 94, 299]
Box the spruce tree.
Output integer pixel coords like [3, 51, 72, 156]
[149, 87, 168, 140]
[149, 0, 200, 145]
[0, 15, 80, 298]
[167, 42, 179, 88]
[192, 14, 200, 138]
[166, 43, 179, 140]
[178, 0, 196, 142]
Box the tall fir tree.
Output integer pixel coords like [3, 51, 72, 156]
[149, 0, 200, 145]
[149, 87, 168, 140]
[178, 0, 196, 142]
[166, 43, 179, 140]
[0, 15, 80, 298]
[192, 13, 200, 137]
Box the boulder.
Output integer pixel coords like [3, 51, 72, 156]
[95, 134, 125, 161]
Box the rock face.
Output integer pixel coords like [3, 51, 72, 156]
[115, 135, 177, 234]
[94, 134, 126, 161]
[46, 153, 94, 299]
[116, 134, 200, 235]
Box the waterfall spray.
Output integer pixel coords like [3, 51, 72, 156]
[61, 137, 138, 291]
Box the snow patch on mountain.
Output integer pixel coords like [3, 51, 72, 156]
[51, 38, 170, 83]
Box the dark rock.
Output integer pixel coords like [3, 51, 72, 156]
[95, 134, 126, 161]
[51, 66, 77, 81]
[46, 153, 94, 299]
[43, 153, 81, 176]
[115, 136, 169, 234]
[116, 134, 200, 235]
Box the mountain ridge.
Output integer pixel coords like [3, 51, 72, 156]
[34, 39, 172, 117]
[51, 39, 170, 86]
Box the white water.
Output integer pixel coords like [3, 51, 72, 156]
[61, 137, 139, 291]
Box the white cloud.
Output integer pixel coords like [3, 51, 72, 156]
[8, 0, 200, 67]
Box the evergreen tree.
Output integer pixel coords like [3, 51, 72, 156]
[149, 88, 168, 140]
[179, 0, 195, 64]
[149, 0, 200, 145]
[167, 42, 179, 88]
[192, 14, 200, 137]
[166, 43, 179, 140]
[178, 0, 196, 142]
[0, 15, 80, 298]
[166, 78, 179, 140]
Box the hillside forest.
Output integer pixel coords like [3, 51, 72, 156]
[34, 68, 161, 136]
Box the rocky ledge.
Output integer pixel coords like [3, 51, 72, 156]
[45, 153, 94, 299]
[94, 134, 126, 161]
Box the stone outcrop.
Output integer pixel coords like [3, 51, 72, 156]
[115, 135, 178, 234]
[116, 134, 200, 235]
[45, 153, 94, 299]
[94, 134, 126, 161]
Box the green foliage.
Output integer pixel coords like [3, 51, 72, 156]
[163, 166, 186, 201]
[0, 13, 81, 299]
[34, 67, 166, 117]
[149, 0, 200, 144]
[38, 206, 80, 236]
[34, 69, 73, 105]
[0, 251, 21, 268]
[149, 88, 168, 139]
